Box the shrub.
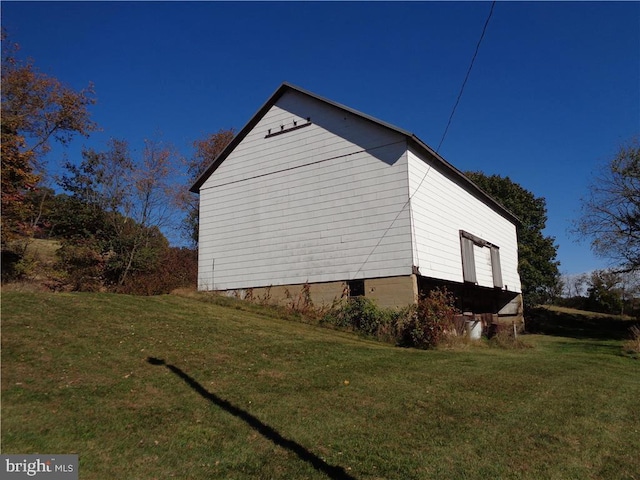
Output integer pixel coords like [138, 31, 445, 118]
[487, 327, 531, 350]
[118, 247, 197, 295]
[396, 288, 458, 349]
[56, 240, 105, 291]
[6, 254, 38, 282]
[320, 289, 460, 348]
[1, 239, 32, 283]
[321, 296, 395, 336]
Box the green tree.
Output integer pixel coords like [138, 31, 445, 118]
[575, 138, 640, 273]
[466, 171, 561, 307]
[1, 31, 96, 243]
[586, 269, 624, 315]
[43, 193, 108, 240]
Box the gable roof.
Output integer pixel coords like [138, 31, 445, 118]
[190, 82, 520, 226]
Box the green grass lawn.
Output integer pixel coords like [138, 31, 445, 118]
[2, 292, 639, 479]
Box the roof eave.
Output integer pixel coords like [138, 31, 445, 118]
[189, 83, 293, 193]
[407, 135, 522, 227]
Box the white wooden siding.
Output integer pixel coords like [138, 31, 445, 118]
[407, 147, 522, 293]
[198, 90, 414, 291]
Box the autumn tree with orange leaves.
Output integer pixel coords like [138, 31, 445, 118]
[1, 31, 97, 244]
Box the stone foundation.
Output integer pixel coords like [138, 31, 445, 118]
[212, 274, 524, 325]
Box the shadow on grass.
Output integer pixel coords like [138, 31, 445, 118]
[551, 340, 627, 356]
[147, 357, 356, 480]
[526, 307, 639, 341]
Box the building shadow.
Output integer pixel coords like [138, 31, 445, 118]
[147, 357, 356, 480]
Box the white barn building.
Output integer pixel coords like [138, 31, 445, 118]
[191, 83, 523, 322]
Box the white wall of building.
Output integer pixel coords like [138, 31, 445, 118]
[407, 147, 522, 293]
[197, 90, 414, 291]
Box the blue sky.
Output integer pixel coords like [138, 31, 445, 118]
[2, 1, 639, 276]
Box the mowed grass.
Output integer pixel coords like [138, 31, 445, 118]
[2, 292, 639, 479]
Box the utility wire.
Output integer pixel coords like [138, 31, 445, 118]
[353, 1, 497, 279]
[200, 140, 405, 191]
[436, 0, 496, 153]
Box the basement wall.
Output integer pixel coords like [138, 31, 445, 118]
[218, 275, 418, 309]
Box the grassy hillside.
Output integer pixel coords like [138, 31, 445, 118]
[1, 238, 63, 290]
[527, 304, 638, 340]
[2, 292, 639, 479]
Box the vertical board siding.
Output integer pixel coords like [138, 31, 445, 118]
[198, 90, 414, 291]
[490, 247, 503, 288]
[460, 236, 477, 284]
[474, 244, 494, 288]
[407, 148, 522, 293]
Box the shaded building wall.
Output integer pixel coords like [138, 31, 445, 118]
[417, 275, 524, 326]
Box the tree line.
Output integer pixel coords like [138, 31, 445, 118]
[2, 31, 638, 314]
[1, 31, 233, 293]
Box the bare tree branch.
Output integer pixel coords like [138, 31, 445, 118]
[575, 137, 640, 272]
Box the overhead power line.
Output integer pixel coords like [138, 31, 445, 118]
[436, 0, 496, 153]
[352, 2, 498, 278]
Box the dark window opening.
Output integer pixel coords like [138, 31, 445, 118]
[347, 279, 365, 297]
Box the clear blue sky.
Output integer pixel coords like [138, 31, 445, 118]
[3, 1, 639, 276]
